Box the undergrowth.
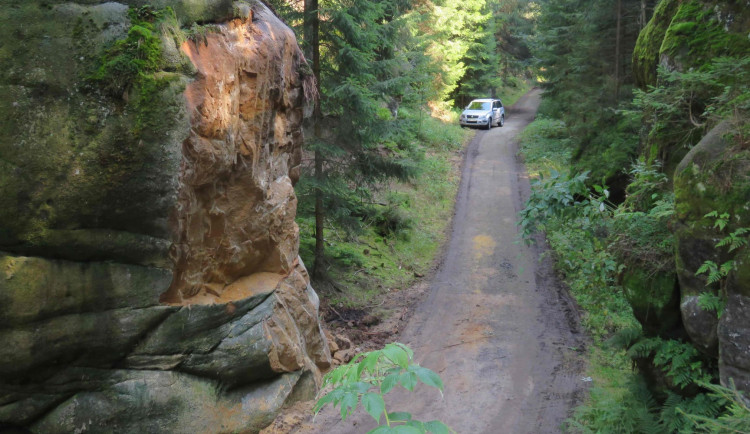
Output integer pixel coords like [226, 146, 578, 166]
[517, 118, 750, 433]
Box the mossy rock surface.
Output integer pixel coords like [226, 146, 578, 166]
[21, 369, 304, 434]
[634, 0, 750, 175]
[632, 0, 679, 88]
[659, 0, 750, 71]
[0, 305, 174, 381]
[718, 293, 750, 392]
[674, 120, 750, 386]
[0, 1, 330, 430]
[0, 253, 171, 327]
[633, 0, 750, 89]
[622, 268, 681, 336]
[0, 1, 191, 265]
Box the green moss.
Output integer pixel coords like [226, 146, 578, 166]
[184, 23, 222, 46]
[131, 72, 185, 138]
[89, 7, 170, 95]
[632, 0, 680, 88]
[674, 153, 750, 226]
[660, 1, 750, 70]
[621, 269, 680, 336]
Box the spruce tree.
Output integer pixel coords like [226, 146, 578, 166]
[299, 0, 422, 277]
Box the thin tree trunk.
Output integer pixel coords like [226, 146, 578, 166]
[313, 148, 324, 278]
[614, 0, 622, 101]
[640, 0, 647, 30]
[305, 0, 325, 278]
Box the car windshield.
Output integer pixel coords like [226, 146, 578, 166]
[467, 101, 491, 111]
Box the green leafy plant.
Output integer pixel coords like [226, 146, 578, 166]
[518, 170, 614, 243]
[650, 340, 712, 389]
[612, 328, 713, 391]
[681, 380, 750, 433]
[696, 292, 726, 318]
[314, 343, 451, 434]
[695, 211, 749, 317]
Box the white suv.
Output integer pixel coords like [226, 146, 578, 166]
[459, 98, 505, 129]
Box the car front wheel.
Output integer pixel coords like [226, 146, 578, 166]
[486, 117, 492, 130]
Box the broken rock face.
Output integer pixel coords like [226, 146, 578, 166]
[166, 9, 306, 303]
[0, 2, 329, 432]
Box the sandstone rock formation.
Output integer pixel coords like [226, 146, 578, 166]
[630, 0, 750, 396]
[0, 1, 330, 432]
[674, 121, 750, 392]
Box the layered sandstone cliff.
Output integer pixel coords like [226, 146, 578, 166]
[0, 1, 330, 432]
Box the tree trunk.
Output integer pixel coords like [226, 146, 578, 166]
[304, 0, 325, 278]
[313, 148, 324, 278]
[614, 0, 622, 102]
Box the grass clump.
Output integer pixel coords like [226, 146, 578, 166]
[517, 117, 571, 177]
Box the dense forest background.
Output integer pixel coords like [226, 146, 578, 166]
[265, 0, 536, 293]
[266, 0, 750, 431]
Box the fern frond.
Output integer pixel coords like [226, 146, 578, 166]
[627, 337, 661, 359]
[608, 327, 644, 350]
[729, 237, 747, 252]
[695, 261, 717, 276]
[719, 261, 735, 275]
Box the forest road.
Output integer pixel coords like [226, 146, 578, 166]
[306, 88, 588, 433]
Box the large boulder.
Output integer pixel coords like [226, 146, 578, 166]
[634, 0, 750, 90]
[674, 121, 750, 393]
[0, 1, 330, 432]
[632, 0, 750, 175]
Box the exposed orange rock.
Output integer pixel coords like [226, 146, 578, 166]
[164, 9, 307, 305]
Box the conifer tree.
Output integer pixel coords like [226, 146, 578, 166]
[299, 0, 422, 276]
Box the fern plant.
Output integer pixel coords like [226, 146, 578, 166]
[695, 211, 749, 318]
[651, 340, 712, 389]
[612, 329, 713, 392]
[681, 380, 750, 434]
[697, 292, 726, 318]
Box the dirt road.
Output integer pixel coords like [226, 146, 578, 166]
[301, 89, 587, 433]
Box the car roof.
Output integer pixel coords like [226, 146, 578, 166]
[470, 98, 500, 102]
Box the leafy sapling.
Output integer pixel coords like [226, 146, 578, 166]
[314, 342, 452, 434]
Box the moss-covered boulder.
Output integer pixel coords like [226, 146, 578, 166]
[634, 0, 750, 176]
[634, 0, 750, 87]
[658, 0, 750, 73]
[622, 269, 681, 337]
[674, 120, 750, 392]
[0, 1, 330, 432]
[632, 0, 679, 89]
